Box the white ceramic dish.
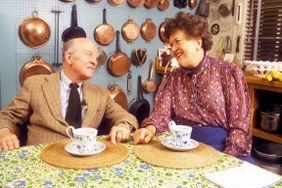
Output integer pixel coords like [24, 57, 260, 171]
[64, 141, 106, 156]
[160, 138, 199, 151]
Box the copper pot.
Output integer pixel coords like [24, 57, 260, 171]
[157, 0, 169, 11]
[108, 84, 128, 110]
[144, 0, 158, 8]
[140, 18, 157, 42]
[127, 0, 145, 7]
[159, 18, 169, 44]
[19, 11, 51, 48]
[107, 0, 125, 5]
[19, 55, 54, 86]
[121, 19, 140, 43]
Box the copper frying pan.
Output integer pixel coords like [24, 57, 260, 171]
[107, 0, 125, 5]
[121, 19, 140, 43]
[159, 18, 169, 44]
[127, 0, 145, 7]
[108, 83, 128, 110]
[157, 0, 169, 11]
[144, 0, 158, 8]
[140, 18, 157, 42]
[19, 55, 55, 86]
[108, 31, 132, 77]
[94, 9, 115, 46]
[19, 11, 51, 48]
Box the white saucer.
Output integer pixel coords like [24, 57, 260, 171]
[160, 138, 199, 151]
[64, 141, 106, 156]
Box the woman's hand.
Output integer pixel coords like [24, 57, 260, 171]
[0, 129, 20, 151]
[133, 125, 156, 144]
[106, 123, 131, 144]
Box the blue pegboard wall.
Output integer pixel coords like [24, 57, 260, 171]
[0, 0, 196, 108]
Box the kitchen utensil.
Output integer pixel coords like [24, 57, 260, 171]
[97, 47, 107, 66]
[196, 0, 209, 17]
[62, 4, 86, 42]
[107, 0, 125, 5]
[107, 31, 131, 76]
[94, 9, 115, 46]
[128, 75, 150, 126]
[157, 0, 169, 11]
[142, 60, 157, 93]
[19, 54, 54, 86]
[260, 111, 280, 132]
[144, 0, 158, 8]
[159, 19, 169, 43]
[236, 35, 240, 53]
[108, 83, 128, 110]
[255, 143, 282, 163]
[127, 70, 132, 95]
[121, 19, 139, 43]
[51, 9, 63, 67]
[135, 48, 147, 66]
[127, 0, 145, 7]
[188, 0, 197, 10]
[140, 18, 157, 42]
[218, 4, 230, 17]
[19, 10, 51, 48]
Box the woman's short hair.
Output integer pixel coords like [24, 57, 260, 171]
[165, 12, 213, 52]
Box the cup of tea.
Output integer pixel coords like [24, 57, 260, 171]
[66, 126, 98, 153]
[168, 121, 192, 147]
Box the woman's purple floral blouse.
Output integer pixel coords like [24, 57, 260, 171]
[142, 55, 252, 157]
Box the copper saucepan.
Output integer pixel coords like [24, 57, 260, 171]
[108, 31, 132, 76]
[108, 83, 128, 110]
[19, 10, 51, 48]
[60, 0, 76, 2]
[19, 55, 55, 86]
[107, 0, 125, 5]
[157, 0, 169, 11]
[159, 18, 169, 44]
[127, 0, 145, 7]
[144, 0, 158, 8]
[94, 8, 115, 46]
[140, 18, 157, 42]
[143, 60, 157, 93]
[121, 19, 140, 43]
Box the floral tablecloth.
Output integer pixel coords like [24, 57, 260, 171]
[0, 136, 281, 188]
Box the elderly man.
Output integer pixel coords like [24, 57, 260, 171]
[0, 37, 138, 150]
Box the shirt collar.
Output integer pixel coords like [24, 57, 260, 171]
[179, 55, 209, 75]
[60, 70, 83, 89]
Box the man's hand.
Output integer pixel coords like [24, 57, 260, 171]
[0, 129, 20, 150]
[133, 125, 156, 144]
[106, 123, 131, 144]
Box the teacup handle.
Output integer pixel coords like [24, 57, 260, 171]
[168, 120, 177, 130]
[66, 126, 75, 139]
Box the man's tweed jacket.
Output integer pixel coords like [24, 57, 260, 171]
[0, 72, 138, 145]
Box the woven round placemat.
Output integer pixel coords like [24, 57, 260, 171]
[40, 139, 128, 169]
[134, 140, 219, 169]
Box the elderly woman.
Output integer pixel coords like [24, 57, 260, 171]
[133, 12, 252, 162]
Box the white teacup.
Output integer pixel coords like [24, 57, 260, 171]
[168, 121, 192, 147]
[66, 126, 98, 153]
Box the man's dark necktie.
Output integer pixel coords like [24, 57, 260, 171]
[65, 83, 82, 128]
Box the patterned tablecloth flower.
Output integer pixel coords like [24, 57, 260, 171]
[0, 136, 281, 188]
